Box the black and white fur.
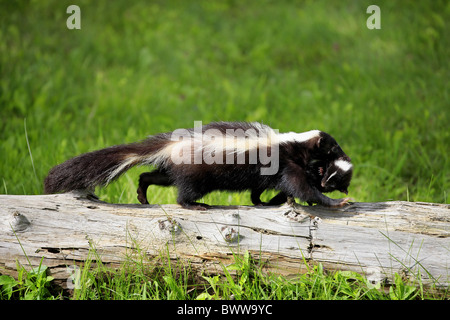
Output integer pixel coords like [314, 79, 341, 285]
[246, 157, 353, 207]
[44, 122, 352, 209]
[306, 158, 353, 194]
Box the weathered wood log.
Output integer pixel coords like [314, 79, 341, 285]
[1, 192, 448, 289]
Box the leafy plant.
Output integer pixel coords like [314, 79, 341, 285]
[0, 263, 56, 300]
[389, 274, 418, 300]
[0, 275, 18, 299]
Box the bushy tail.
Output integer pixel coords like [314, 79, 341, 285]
[44, 135, 169, 194]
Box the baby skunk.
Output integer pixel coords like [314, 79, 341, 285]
[251, 157, 353, 206]
[304, 158, 353, 205]
[310, 158, 353, 194]
[138, 157, 353, 207]
[44, 121, 352, 210]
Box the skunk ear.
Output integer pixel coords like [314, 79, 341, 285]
[316, 136, 322, 147]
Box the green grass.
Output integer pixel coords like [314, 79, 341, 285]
[0, 0, 448, 300]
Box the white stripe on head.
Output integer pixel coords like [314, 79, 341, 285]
[335, 159, 353, 172]
[326, 171, 337, 182]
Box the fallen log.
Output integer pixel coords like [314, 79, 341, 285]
[0, 192, 448, 289]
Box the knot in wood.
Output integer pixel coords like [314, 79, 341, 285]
[158, 218, 181, 234]
[4, 211, 31, 232]
[220, 226, 240, 243]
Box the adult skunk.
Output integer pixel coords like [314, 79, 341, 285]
[44, 121, 352, 209]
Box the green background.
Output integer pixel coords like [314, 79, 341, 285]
[1, 0, 448, 205]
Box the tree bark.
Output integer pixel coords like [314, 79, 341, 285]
[1, 192, 448, 289]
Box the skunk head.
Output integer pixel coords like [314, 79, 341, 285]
[320, 159, 353, 194]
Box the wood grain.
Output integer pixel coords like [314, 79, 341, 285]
[1, 192, 448, 288]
